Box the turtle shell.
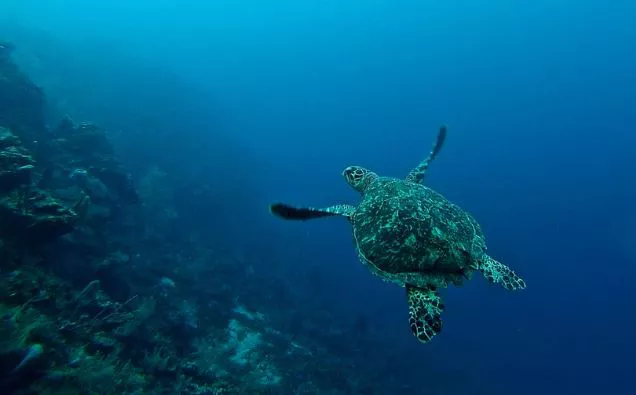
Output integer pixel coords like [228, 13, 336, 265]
[351, 177, 486, 289]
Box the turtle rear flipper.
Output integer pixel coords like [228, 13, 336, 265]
[406, 285, 444, 344]
[479, 256, 526, 291]
[270, 203, 354, 220]
[405, 125, 447, 184]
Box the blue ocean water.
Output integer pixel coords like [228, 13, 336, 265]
[1, 1, 635, 394]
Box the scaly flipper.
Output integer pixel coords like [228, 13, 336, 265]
[270, 203, 354, 220]
[479, 255, 526, 291]
[406, 284, 444, 344]
[405, 125, 447, 184]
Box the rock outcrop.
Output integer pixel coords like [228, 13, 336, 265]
[0, 127, 77, 243]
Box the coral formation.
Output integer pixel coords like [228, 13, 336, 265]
[0, 126, 77, 242]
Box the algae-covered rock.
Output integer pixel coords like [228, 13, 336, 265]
[0, 187, 77, 243]
[0, 126, 76, 242]
[0, 127, 35, 192]
[53, 119, 114, 157]
[50, 117, 138, 204]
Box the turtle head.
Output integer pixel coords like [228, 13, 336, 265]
[342, 166, 378, 193]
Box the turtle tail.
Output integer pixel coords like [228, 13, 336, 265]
[270, 203, 354, 220]
[479, 255, 526, 291]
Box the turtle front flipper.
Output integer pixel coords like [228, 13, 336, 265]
[270, 202, 354, 220]
[406, 284, 444, 344]
[405, 125, 447, 184]
[479, 255, 527, 291]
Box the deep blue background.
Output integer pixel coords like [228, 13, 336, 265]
[2, 1, 635, 393]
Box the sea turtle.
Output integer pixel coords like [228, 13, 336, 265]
[269, 126, 526, 344]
